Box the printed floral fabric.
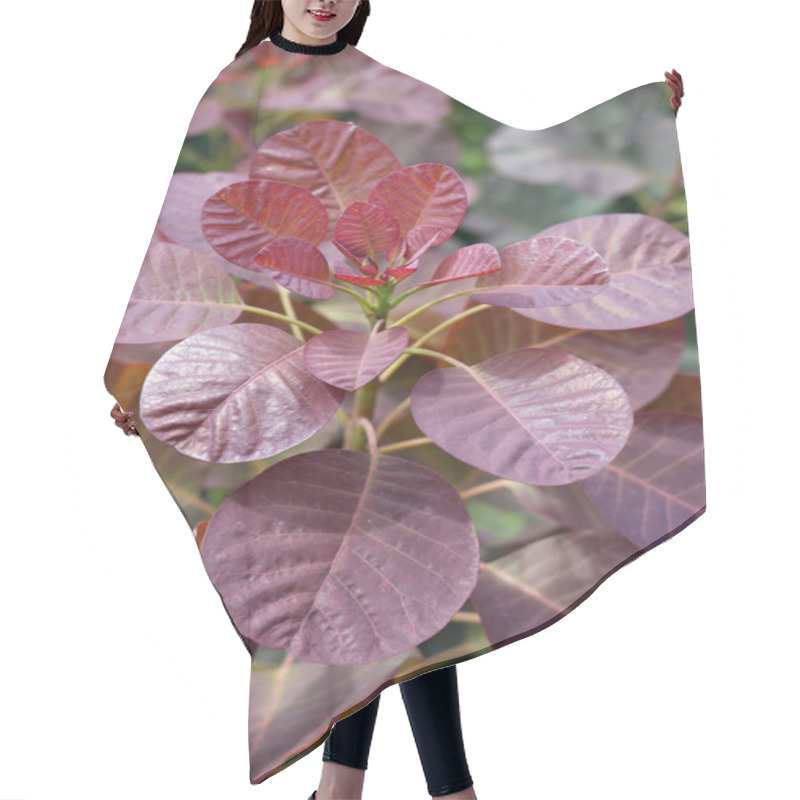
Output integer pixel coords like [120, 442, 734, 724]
[104, 38, 705, 784]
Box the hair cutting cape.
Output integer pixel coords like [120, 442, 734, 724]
[103, 33, 704, 785]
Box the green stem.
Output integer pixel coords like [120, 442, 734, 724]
[377, 436, 432, 454]
[276, 285, 303, 341]
[379, 303, 490, 384]
[450, 611, 482, 624]
[330, 281, 376, 313]
[240, 304, 323, 336]
[389, 286, 479, 327]
[402, 346, 466, 369]
[534, 328, 581, 348]
[460, 478, 514, 500]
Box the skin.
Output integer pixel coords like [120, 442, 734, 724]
[280, 0, 362, 46]
[285, 9, 479, 793]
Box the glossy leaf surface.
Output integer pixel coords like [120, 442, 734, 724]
[139, 323, 344, 462]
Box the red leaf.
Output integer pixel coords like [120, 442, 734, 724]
[368, 164, 468, 245]
[201, 179, 328, 270]
[417, 243, 501, 287]
[254, 237, 334, 299]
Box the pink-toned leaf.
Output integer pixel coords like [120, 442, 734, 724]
[393, 225, 445, 266]
[334, 202, 401, 261]
[303, 322, 410, 390]
[417, 243, 501, 287]
[442, 304, 685, 411]
[578, 411, 706, 548]
[361, 260, 380, 277]
[329, 259, 362, 279]
[384, 265, 417, 281]
[157, 172, 287, 289]
[254, 237, 334, 300]
[139, 323, 344, 462]
[250, 120, 403, 222]
[471, 528, 638, 644]
[509, 214, 693, 329]
[333, 272, 384, 287]
[116, 242, 244, 344]
[470, 236, 609, 307]
[200, 448, 480, 665]
[410, 347, 634, 486]
[368, 164, 468, 246]
[201, 180, 328, 269]
[331, 238, 380, 276]
[561, 319, 685, 410]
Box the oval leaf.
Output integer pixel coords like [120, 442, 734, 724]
[250, 119, 404, 221]
[254, 237, 334, 299]
[200, 448, 480, 665]
[410, 347, 634, 485]
[442, 304, 686, 411]
[139, 323, 345, 462]
[394, 225, 443, 266]
[303, 323, 410, 390]
[470, 236, 609, 308]
[417, 243, 501, 287]
[368, 164, 468, 246]
[334, 202, 401, 261]
[201, 180, 328, 269]
[508, 214, 693, 329]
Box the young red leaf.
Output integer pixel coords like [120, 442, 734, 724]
[254, 237, 334, 299]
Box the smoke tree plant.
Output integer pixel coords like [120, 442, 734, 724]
[118, 119, 694, 666]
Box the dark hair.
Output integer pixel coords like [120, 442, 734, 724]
[236, 1, 371, 59]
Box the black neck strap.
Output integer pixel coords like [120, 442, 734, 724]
[270, 30, 349, 55]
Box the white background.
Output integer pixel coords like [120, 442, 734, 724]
[1, 1, 796, 798]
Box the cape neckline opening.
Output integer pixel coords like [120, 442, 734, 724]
[269, 30, 349, 55]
